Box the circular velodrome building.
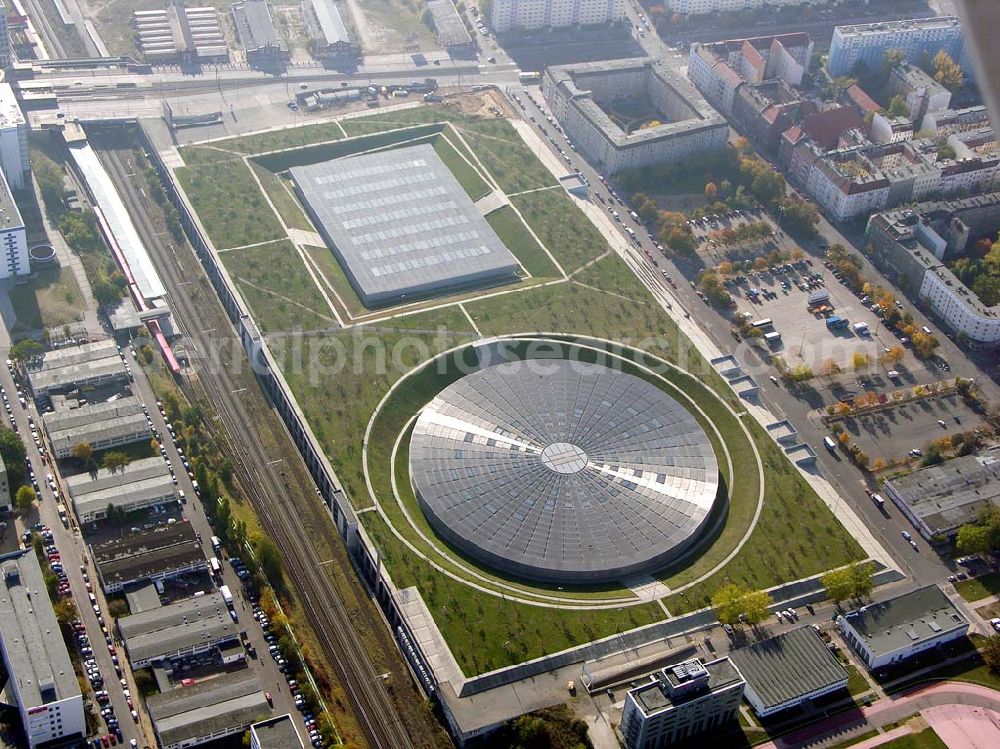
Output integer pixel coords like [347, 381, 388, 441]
[409, 359, 720, 584]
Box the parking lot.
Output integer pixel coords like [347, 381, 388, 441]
[833, 392, 988, 466]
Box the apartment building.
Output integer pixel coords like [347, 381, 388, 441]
[0, 551, 86, 748]
[489, 0, 625, 33]
[887, 63, 952, 123]
[667, 0, 837, 14]
[0, 167, 28, 279]
[920, 105, 990, 136]
[828, 17, 967, 78]
[0, 83, 29, 190]
[543, 58, 728, 174]
[865, 192, 1000, 345]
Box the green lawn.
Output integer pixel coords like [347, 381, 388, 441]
[458, 126, 559, 195]
[955, 571, 1000, 602]
[250, 164, 313, 232]
[876, 728, 948, 749]
[510, 189, 608, 274]
[176, 153, 286, 250]
[219, 240, 335, 333]
[433, 134, 491, 201]
[210, 122, 345, 155]
[485, 206, 560, 278]
[845, 664, 871, 697]
[338, 106, 461, 138]
[302, 245, 365, 318]
[8, 267, 86, 332]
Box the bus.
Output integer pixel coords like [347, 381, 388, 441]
[751, 318, 773, 329]
[519, 71, 541, 84]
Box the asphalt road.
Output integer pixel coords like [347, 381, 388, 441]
[98, 144, 422, 749]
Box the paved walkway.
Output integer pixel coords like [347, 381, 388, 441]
[759, 682, 1000, 749]
[924, 704, 1000, 749]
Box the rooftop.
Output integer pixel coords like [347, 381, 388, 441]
[0, 551, 80, 708]
[231, 0, 283, 53]
[302, 0, 351, 46]
[27, 340, 125, 396]
[840, 585, 968, 657]
[119, 591, 240, 664]
[426, 0, 471, 47]
[630, 657, 743, 716]
[0, 164, 23, 235]
[0, 82, 26, 129]
[290, 143, 519, 306]
[884, 447, 1000, 536]
[835, 16, 962, 37]
[729, 627, 848, 712]
[250, 714, 303, 748]
[92, 522, 206, 589]
[148, 671, 269, 747]
[43, 396, 149, 454]
[66, 456, 176, 518]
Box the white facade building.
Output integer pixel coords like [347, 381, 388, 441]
[0, 167, 28, 278]
[0, 4, 10, 69]
[838, 585, 969, 670]
[667, 0, 837, 13]
[0, 83, 29, 191]
[489, 0, 625, 33]
[828, 17, 967, 78]
[0, 551, 86, 749]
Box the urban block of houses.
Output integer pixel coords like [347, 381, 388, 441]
[865, 192, 1000, 346]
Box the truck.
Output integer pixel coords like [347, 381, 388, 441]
[826, 315, 849, 330]
[853, 321, 870, 336]
[210, 557, 221, 578]
[220, 585, 234, 606]
[211, 535, 221, 554]
[751, 318, 773, 329]
[764, 331, 782, 346]
[824, 436, 837, 452]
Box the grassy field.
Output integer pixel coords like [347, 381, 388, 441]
[485, 206, 560, 278]
[219, 240, 335, 333]
[176, 152, 286, 250]
[876, 728, 948, 749]
[457, 125, 558, 195]
[210, 122, 345, 155]
[250, 164, 313, 232]
[510, 189, 609, 274]
[845, 663, 871, 697]
[8, 267, 86, 332]
[955, 571, 1000, 602]
[302, 245, 366, 319]
[433, 135, 491, 200]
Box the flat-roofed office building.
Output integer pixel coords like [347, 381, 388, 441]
[67, 456, 177, 523]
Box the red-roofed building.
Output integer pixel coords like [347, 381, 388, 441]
[845, 84, 881, 118]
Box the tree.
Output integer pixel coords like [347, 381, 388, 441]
[53, 598, 78, 624]
[711, 583, 772, 626]
[848, 562, 875, 600]
[71, 441, 94, 466]
[955, 523, 992, 555]
[886, 95, 909, 118]
[0, 428, 27, 486]
[883, 345, 905, 366]
[852, 351, 869, 370]
[983, 635, 1000, 673]
[704, 181, 718, 199]
[107, 599, 129, 619]
[882, 48, 905, 75]
[10, 339, 44, 362]
[15, 486, 36, 518]
[777, 197, 819, 238]
[822, 567, 853, 604]
[820, 358, 841, 377]
[933, 50, 964, 91]
[101, 451, 131, 475]
[255, 536, 284, 589]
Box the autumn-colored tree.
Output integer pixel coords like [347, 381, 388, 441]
[717, 260, 733, 276]
[852, 351, 869, 370]
[837, 430, 851, 443]
[704, 181, 718, 199]
[883, 345, 905, 365]
[820, 358, 841, 377]
[933, 49, 964, 91]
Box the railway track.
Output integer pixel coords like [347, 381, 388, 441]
[21, 0, 67, 58]
[99, 145, 420, 749]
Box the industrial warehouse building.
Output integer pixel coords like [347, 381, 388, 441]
[148, 671, 270, 749]
[43, 395, 150, 459]
[620, 658, 745, 749]
[67, 456, 177, 523]
[426, 0, 474, 58]
[301, 0, 359, 59]
[231, 0, 287, 70]
[26, 340, 127, 401]
[542, 58, 729, 174]
[118, 591, 241, 668]
[838, 585, 969, 670]
[291, 144, 519, 307]
[0, 551, 85, 748]
[729, 627, 849, 718]
[133, 5, 229, 64]
[882, 447, 1000, 540]
[91, 522, 208, 593]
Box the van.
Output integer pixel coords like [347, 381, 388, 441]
[921, 326, 932, 335]
[211, 536, 222, 553]
[887, 370, 901, 380]
[823, 436, 837, 452]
